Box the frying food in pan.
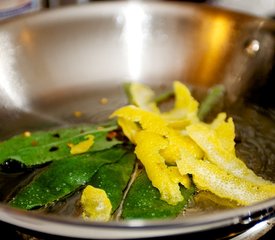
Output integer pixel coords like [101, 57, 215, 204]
[1, 81, 274, 222]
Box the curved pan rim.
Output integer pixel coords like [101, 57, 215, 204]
[0, 1, 275, 239]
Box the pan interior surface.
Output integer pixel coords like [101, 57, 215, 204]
[0, 1, 275, 239]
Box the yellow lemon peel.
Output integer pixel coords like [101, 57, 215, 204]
[162, 129, 204, 165]
[210, 113, 235, 154]
[176, 151, 275, 206]
[134, 131, 183, 205]
[117, 117, 140, 144]
[111, 105, 169, 137]
[80, 185, 112, 222]
[128, 82, 160, 113]
[68, 134, 94, 155]
[186, 119, 272, 186]
[161, 81, 199, 127]
[167, 166, 191, 189]
[110, 81, 275, 206]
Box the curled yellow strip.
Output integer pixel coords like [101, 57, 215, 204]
[134, 131, 184, 205]
[167, 166, 191, 189]
[117, 118, 140, 144]
[186, 117, 272, 185]
[127, 82, 160, 113]
[162, 81, 199, 128]
[161, 129, 204, 165]
[210, 113, 235, 155]
[110, 105, 169, 137]
[176, 152, 275, 206]
[110, 81, 275, 206]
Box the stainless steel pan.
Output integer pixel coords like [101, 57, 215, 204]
[0, 1, 275, 239]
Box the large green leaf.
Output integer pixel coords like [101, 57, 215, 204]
[122, 170, 195, 219]
[9, 146, 128, 209]
[0, 123, 121, 166]
[89, 147, 136, 213]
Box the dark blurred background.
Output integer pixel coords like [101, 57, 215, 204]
[44, 0, 275, 18]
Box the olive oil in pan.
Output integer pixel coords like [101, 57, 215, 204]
[0, 163, 49, 203]
[227, 102, 275, 182]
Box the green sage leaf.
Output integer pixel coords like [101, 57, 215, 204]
[0, 123, 121, 166]
[89, 147, 136, 213]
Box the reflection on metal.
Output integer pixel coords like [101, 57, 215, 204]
[18, 27, 36, 56]
[245, 39, 260, 56]
[121, 2, 149, 81]
[0, 32, 27, 109]
[19, 28, 33, 46]
[193, 15, 234, 86]
[231, 216, 275, 240]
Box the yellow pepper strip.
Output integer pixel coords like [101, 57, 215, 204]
[186, 117, 271, 186]
[110, 105, 169, 137]
[68, 134, 94, 155]
[128, 82, 160, 113]
[177, 153, 275, 206]
[80, 185, 112, 222]
[161, 81, 199, 128]
[134, 130, 184, 205]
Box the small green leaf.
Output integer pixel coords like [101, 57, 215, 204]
[9, 146, 127, 210]
[153, 90, 174, 104]
[122, 170, 195, 219]
[198, 85, 225, 121]
[0, 123, 121, 166]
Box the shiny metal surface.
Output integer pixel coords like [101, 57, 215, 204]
[232, 215, 275, 240]
[0, 1, 275, 239]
